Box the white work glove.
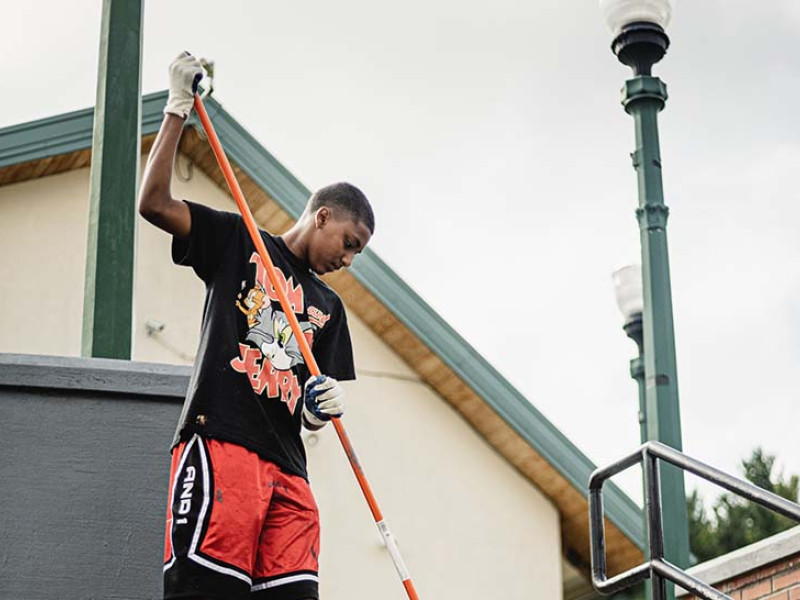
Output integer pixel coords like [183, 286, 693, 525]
[303, 375, 345, 429]
[164, 52, 204, 120]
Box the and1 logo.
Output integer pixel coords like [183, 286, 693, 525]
[176, 466, 197, 523]
[166, 440, 207, 563]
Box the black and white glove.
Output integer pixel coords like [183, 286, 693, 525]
[302, 375, 344, 429]
[164, 52, 204, 120]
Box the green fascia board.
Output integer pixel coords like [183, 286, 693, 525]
[0, 91, 645, 550]
[0, 94, 165, 169]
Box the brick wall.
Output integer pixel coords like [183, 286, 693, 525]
[711, 553, 800, 600]
[679, 527, 800, 600]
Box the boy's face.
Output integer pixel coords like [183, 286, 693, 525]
[308, 207, 372, 275]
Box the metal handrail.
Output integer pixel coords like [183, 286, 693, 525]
[589, 441, 800, 600]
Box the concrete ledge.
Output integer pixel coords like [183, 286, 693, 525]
[677, 526, 800, 596]
[0, 353, 190, 399]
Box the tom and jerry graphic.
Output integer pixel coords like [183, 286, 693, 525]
[230, 253, 329, 414]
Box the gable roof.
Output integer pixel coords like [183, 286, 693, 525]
[0, 91, 645, 574]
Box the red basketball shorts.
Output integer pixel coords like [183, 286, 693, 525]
[163, 435, 320, 600]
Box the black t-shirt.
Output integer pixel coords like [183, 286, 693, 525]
[171, 201, 356, 479]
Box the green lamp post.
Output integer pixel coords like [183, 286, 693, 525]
[600, 0, 691, 594]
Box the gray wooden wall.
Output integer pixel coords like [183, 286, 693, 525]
[0, 354, 189, 600]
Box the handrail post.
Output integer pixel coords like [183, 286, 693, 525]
[644, 449, 667, 600]
[590, 486, 608, 585]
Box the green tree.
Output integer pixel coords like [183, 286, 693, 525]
[688, 448, 799, 563]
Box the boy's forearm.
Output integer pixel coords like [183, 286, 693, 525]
[138, 114, 191, 237]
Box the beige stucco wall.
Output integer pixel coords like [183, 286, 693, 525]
[0, 159, 226, 362]
[0, 160, 562, 599]
[315, 319, 563, 599]
[0, 169, 90, 356]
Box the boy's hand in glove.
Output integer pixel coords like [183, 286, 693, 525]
[303, 376, 345, 429]
[164, 52, 204, 120]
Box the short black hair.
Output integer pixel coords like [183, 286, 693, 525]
[309, 182, 374, 234]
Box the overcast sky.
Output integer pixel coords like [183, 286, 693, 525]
[3, 0, 799, 506]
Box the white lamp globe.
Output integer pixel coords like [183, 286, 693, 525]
[600, 0, 675, 36]
[612, 264, 644, 322]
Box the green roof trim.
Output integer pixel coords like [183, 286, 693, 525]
[0, 94, 166, 168]
[0, 91, 645, 550]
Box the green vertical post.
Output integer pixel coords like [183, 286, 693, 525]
[82, 0, 143, 359]
[622, 75, 691, 588]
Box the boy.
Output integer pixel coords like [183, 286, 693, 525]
[138, 52, 374, 600]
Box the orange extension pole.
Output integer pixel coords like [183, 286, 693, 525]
[193, 94, 420, 600]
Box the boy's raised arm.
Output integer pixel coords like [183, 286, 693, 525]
[138, 53, 205, 239]
[138, 114, 191, 238]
